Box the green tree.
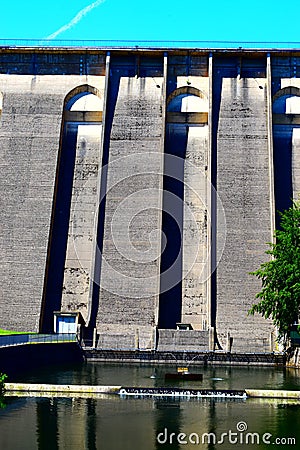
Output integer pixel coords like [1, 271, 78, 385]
[248, 200, 300, 347]
[0, 373, 7, 396]
[0, 373, 7, 409]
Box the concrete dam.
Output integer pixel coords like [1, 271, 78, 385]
[0, 46, 298, 353]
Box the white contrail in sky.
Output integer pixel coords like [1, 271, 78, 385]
[45, 0, 106, 39]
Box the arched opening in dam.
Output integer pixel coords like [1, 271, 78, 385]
[40, 86, 103, 332]
[273, 87, 300, 227]
[158, 87, 209, 330]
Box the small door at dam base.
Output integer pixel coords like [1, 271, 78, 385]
[57, 316, 76, 334]
[53, 311, 85, 334]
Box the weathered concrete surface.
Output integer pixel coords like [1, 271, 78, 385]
[0, 73, 105, 332]
[181, 126, 209, 330]
[214, 70, 274, 352]
[1, 49, 300, 353]
[246, 389, 300, 399]
[61, 124, 103, 323]
[6, 384, 300, 400]
[158, 56, 210, 347]
[157, 329, 209, 352]
[96, 56, 164, 350]
[5, 383, 120, 394]
[0, 75, 66, 331]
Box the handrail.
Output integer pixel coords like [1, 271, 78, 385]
[0, 39, 300, 50]
[0, 333, 77, 348]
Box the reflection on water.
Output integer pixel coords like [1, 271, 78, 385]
[0, 363, 300, 449]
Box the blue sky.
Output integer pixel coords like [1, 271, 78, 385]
[1, 0, 300, 45]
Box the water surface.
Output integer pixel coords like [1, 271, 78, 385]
[0, 363, 299, 449]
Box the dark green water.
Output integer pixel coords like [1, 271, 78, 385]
[0, 363, 300, 449]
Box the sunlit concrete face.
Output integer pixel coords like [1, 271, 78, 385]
[61, 123, 102, 323]
[1, 48, 300, 353]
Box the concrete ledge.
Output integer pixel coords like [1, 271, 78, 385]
[273, 113, 300, 125]
[64, 111, 103, 122]
[4, 384, 300, 400]
[5, 383, 121, 395]
[83, 349, 285, 366]
[246, 389, 300, 399]
[167, 112, 208, 124]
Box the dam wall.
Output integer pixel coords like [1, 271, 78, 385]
[213, 56, 274, 351]
[95, 54, 164, 350]
[0, 51, 106, 332]
[0, 47, 299, 353]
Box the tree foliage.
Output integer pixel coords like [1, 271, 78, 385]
[248, 200, 300, 346]
[0, 373, 7, 396]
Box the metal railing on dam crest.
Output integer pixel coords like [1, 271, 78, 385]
[1, 39, 300, 50]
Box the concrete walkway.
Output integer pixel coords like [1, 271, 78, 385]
[4, 383, 300, 400]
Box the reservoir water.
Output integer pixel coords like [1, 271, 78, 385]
[0, 362, 299, 449]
